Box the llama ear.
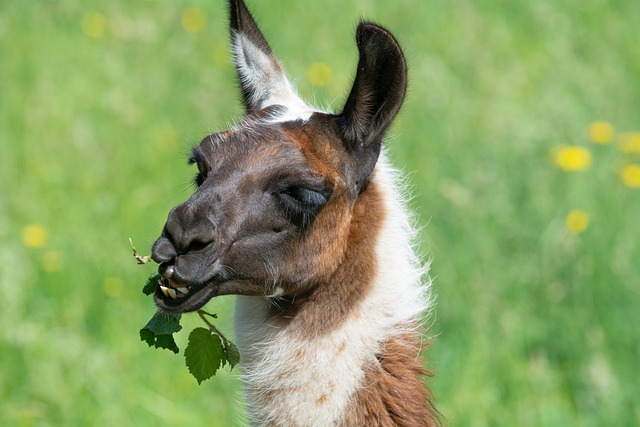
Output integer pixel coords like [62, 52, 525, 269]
[229, 0, 305, 113]
[337, 22, 408, 192]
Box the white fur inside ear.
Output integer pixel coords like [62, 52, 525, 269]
[232, 31, 313, 120]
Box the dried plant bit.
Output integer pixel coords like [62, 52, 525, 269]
[129, 237, 152, 264]
[135, 254, 151, 265]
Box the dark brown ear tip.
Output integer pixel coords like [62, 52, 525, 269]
[356, 21, 386, 36]
[355, 21, 398, 45]
[229, 0, 252, 33]
[355, 21, 406, 68]
[228, 0, 272, 53]
[228, 0, 242, 29]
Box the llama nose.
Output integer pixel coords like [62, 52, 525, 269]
[163, 204, 216, 255]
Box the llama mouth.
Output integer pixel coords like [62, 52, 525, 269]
[153, 276, 220, 313]
[158, 277, 192, 300]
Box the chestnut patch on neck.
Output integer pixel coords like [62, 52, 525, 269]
[341, 330, 440, 426]
[267, 178, 385, 338]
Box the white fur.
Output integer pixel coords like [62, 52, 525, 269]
[232, 32, 316, 122]
[234, 153, 431, 426]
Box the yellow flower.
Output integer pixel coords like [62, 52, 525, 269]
[618, 132, 640, 154]
[565, 210, 589, 234]
[552, 146, 592, 171]
[103, 277, 124, 298]
[42, 251, 63, 272]
[181, 7, 206, 33]
[620, 164, 640, 188]
[588, 121, 615, 144]
[82, 12, 107, 39]
[307, 62, 333, 87]
[23, 224, 49, 248]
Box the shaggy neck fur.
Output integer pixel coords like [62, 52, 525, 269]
[234, 153, 437, 426]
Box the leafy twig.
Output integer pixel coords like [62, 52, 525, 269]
[184, 310, 240, 383]
[197, 310, 230, 345]
[133, 237, 239, 384]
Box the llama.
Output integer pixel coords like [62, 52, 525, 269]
[150, 0, 438, 425]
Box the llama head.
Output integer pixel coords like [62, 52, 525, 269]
[151, 0, 407, 313]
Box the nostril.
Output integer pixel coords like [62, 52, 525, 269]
[162, 203, 216, 254]
[182, 224, 215, 253]
[187, 238, 212, 253]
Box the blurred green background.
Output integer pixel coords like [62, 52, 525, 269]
[2, 0, 639, 425]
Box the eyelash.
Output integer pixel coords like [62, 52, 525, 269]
[193, 173, 205, 187]
[281, 187, 328, 207]
[190, 159, 207, 187]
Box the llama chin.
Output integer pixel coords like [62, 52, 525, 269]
[150, 0, 438, 425]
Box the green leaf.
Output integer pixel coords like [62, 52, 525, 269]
[184, 327, 224, 384]
[139, 328, 180, 354]
[142, 273, 161, 296]
[139, 310, 182, 354]
[223, 341, 240, 370]
[154, 334, 180, 354]
[142, 310, 182, 335]
[139, 327, 156, 347]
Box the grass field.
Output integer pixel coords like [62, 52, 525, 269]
[2, 0, 639, 425]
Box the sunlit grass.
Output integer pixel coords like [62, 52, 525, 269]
[1, 0, 639, 426]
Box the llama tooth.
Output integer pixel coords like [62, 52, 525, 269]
[166, 287, 177, 299]
[160, 285, 171, 297]
[177, 287, 190, 295]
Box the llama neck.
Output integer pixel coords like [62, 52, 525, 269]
[234, 153, 435, 426]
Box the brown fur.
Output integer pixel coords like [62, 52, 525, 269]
[265, 173, 385, 340]
[341, 331, 440, 426]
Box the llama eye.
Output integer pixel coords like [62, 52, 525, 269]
[277, 186, 330, 229]
[281, 187, 328, 207]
